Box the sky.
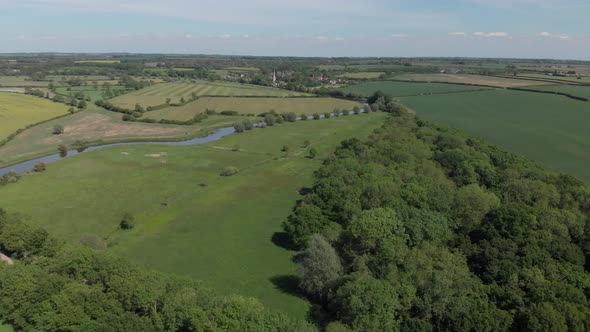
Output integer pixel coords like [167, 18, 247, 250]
[0, 0, 588, 59]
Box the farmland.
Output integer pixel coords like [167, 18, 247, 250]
[0, 113, 387, 319]
[110, 81, 311, 108]
[146, 97, 362, 121]
[0, 93, 69, 140]
[400, 89, 590, 181]
[0, 76, 48, 87]
[337, 72, 385, 79]
[55, 85, 128, 101]
[343, 80, 490, 97]
[520, 84, 590, 100]
[392, 73, 551, 87]
[0, 108, 243, 167]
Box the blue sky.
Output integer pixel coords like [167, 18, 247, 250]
[0, 0, 588, 59]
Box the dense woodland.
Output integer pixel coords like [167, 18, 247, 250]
[0, 210, 315, 331]
[283, 109, 590, 331]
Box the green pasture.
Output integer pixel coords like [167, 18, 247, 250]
[400, 89, 590, 182]
[342, 80, 490, 97]
[0, 93, 69, 140]
[55, 85, 127, 101]
[146, 97, 362, 121]
[110, 81, 311, 108]
[0, 323, 13, 332]
[521, 84, 590, 100]
[0, 113, 387, 319]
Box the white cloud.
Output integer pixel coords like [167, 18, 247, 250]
[390, 34, 409, 39]
[539, 32, 551, 37]
[449, 32, 467, 36]
[473, 32, 509, 37]
[558, 34, 572, 40]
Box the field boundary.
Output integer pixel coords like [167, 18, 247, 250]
[506, 87, 589, 102]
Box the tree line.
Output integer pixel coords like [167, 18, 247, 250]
[282, 107, 590, 331]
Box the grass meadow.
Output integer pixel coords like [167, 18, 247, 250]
[0, 93, 69, 140]
[0, 112, 388, 319]
[110, 82, 311, 108]
[400, 89, 590, 182]
[522, 84, 590, 100]
[342, 80, 490, 97]
[145, 97, 362, 121]
[0, 108, 247, 167]
[55, 85, 128, 101]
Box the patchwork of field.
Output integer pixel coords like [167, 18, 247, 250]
[392, 73, 551, 87]
[74, 60, 121, 64]
[110, 82, 311, 108]
[0, 113, 387, 319]
[146, 97, 362, 121]
[520, 84, 590, 100]
[0, 108, 242, 167]
[0, 76, 48, 87]
[343, 80, 490, 97]
[400, 89, 590, 182]
[0, 93, 69, 140]
[337, 72, 385, 79]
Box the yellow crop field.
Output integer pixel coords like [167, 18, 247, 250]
[0, 93, 69, 140]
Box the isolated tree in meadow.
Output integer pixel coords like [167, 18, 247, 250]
[73, 140, 89, 153]
[57, 144, 68, 157]
[308, 148, 317, 159]
[299, 234, 342, 299]
[135, 103, 144, 112]
[313, 113, 321, 120]
[264, 114, 276, 126]
[352, 106, 361, 114]
[220, 166, 239, 177]
[364, 104, 373, 113]
[324, 112, 331, 119]
[77, 100, 87, 109]
[52, 124, 64, 135]
[243, 120, 254, 130]
[120, 212, 135, 230]
[300, 113, 308, 121]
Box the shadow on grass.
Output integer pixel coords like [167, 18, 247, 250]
[269, 275, 306, 299]
[271, 232, 298, 250]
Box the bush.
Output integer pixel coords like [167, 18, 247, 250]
[33, 161, 46, 172]
[52, 124, 64, 135]
[284, 112, 298, 122]
[300, 113, 308, 121]
[264, 114, 276, 126]
[220, 110, 240, 116]
[313, 113, 321, 120]
[220, 166, 239, 177]
[120, 212, 135, 230]
[73, 140, 89, 152]
[234, 122, 246, 133]
[308, 148, 317, 159]
[58, 144, 68, 157]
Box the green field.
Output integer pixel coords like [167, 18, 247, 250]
[517, 73, 590, 84]
[400, 89, 590, 182]
[74, 60, 121, 64]
[0, 107, 248, 167]
[146, 97, 362, 121]
[343, 80, 490, 97]
[0, 324, 13, 332]
[111, 82, 311, 108]
[337, 72, 385, 79]
[0, 93, 69, 140]
[392, 73, 551, 87]
[521, 84, 590, 100]
[0, 76, 48, 87]
[0, 113, 387, 319]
